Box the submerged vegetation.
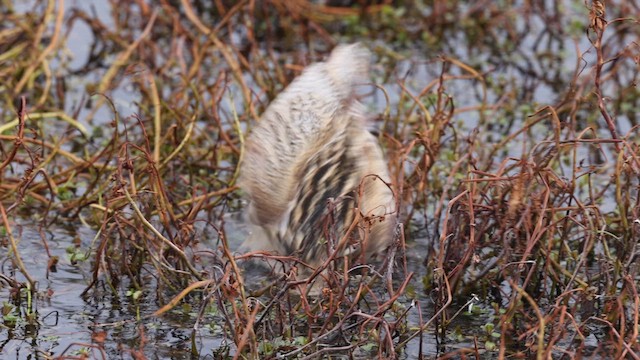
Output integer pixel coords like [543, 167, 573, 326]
[1, 0, 639, 358]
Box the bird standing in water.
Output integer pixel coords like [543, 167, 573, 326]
[240, 43, 396, 268]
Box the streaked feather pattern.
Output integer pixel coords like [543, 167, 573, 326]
[240, 43, 396, 265]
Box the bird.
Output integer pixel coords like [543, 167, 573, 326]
[239, 43, 396, 268]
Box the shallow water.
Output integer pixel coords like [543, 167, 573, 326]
[1, 217, 238, 358]
[1, 215, 461, 359]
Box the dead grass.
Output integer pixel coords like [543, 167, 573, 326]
[1, 0, 639, 358]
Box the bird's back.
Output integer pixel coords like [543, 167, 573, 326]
[240, 43, 396, 265]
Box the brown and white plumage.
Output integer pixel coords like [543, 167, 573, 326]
[239, 43, 396, 266]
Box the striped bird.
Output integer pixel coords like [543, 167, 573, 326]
[240, 43, 396, 267]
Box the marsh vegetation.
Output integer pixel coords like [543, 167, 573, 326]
[1, 0, 639, 358]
